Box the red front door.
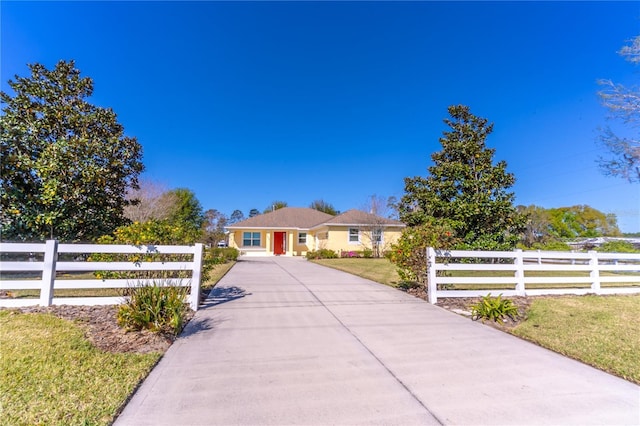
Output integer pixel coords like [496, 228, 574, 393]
[274, 232, 286, 255]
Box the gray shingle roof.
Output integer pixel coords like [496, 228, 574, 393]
[227, 207, 335, 229]
[321, 209, 405, 227]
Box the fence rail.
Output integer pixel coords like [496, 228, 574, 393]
[0, 240, 203, 310]
[426, 248, 640, 304]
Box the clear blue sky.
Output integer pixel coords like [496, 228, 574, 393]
[2, 1, 639, 232]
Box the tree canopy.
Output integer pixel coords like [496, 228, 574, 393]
[162, 188, 204, 233]
[517, 204, 621, 246]
[309, 199, 338, 215]
[0, 60, 143, 241]
[263, 201, 288, 213]
[228, 209, 245, 225]
[597, 35, 640, 182]
[398, 105, 525, 250]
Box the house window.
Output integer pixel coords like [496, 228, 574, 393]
[349, 228, 359, 243]
[242, 232, 261, 247]
[298, 232, 307, 244]
[372, 229, 383, 243]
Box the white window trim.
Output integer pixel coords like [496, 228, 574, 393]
[348, 228, 360, 244]
[242, 231, 261, 247]
[298, 232, 307, 244]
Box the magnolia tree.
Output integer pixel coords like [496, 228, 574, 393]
[398, 105, 526, 251]
[0, 60, 143, 241]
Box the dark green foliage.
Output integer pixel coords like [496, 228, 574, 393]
[471, 293, 519, 323]
[306, 249, 338, 259]
[263, 201, 288, 214]
[309, 199, 338, 215]
[398, 105, 525, 250]
[163, 188, 204, 235]
[0, 60, 143, 242]
[118, 280, 189, 335]
[387, 220, 459, 285]
[598, 241, 639, 253]
[518, 240, 572, 251]
[206, 247, 239, 264]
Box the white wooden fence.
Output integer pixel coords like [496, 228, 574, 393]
[426, 248, 640, 304]
[0, 240, 204, 310]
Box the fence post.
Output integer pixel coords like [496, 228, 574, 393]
[40, 240, 58, 306]
[189, 243, 204, 311]
[427, 247, 437, 304]
[514, 249, 525, 296]
[589, 250, 600, 293]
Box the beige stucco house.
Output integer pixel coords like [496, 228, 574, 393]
[227, 207, 405, 256]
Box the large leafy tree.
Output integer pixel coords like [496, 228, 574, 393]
[597, 35, 640, 182]
[547, 205, 620, 238]
[399, 105, 525, 250]
[0, 60, 143, 241]
[162, 188, 204, 234]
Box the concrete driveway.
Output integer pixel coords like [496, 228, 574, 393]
[116, 256, 640, 425]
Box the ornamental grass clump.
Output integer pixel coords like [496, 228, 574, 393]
[471, 293, 519, 324]
[118, 280, 189, 335]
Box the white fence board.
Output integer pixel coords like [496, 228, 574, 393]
[57, 244, 197, 254]
[426, 248, 640, 304]
[0, 240, 203, 310]
[0, 281, 43, 290]
[55, 261, 193, 271]
[1, 261, 45, 271]
[0, 243, 47, 253]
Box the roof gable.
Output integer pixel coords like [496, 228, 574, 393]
[228, 207, 334, 229]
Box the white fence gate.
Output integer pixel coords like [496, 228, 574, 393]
[0, 241, 204, 310]
[426, 248, 640, 304]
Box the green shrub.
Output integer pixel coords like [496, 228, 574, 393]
[387, 220, 459, 285]
[529, 240, 572, 251]
[306, 249, 338, 259]
[362, 248, 374, 258]
[597, 241, 640, 253]
[208, 247, 240, 262]
[92, 220, 215, 283]
[471, 293, 519, 323]
[118, 280, 189, 335]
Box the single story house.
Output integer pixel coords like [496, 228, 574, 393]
[227, 207, 405, 256]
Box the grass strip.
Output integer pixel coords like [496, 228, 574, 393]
[512, 295, 640, 384]
[311, 258, 403, 287]
[0, 310, 160, 425]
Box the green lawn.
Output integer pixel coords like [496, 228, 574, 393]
[313, 257, 640, 384]
[513, 295, 640, 385]
[0, 311, 159, 425]
[311, 258, 403, 287]
[0, 261, 236, 425]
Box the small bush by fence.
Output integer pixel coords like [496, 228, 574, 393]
[426, 248, 640, 304]
[0, 241, 204, 310]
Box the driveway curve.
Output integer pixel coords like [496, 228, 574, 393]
[116, 256, 640, 425]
